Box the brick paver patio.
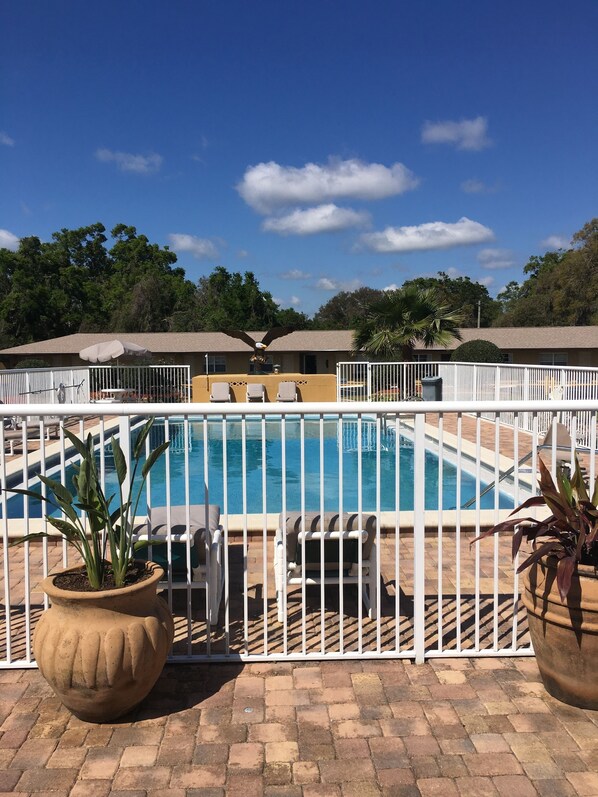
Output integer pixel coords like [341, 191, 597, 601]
[1, 657, 598, 796]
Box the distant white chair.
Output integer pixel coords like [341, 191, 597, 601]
[276, 381, 298, 402]
[246, 383, 266, 402]
[3, 415, 62, 455]
[275, 511, 378, 622]
[134, 504, 224, 626]
[210, 382, 231, 402]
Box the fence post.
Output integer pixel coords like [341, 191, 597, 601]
[336, 363, 340, 402]
[366, 362, 372, 402]
[118, 415, 132, 495]
[413, 412, 426, 664]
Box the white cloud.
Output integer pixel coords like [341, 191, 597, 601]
[237, 158, 419, 213]
[477, 248, 515, 270]
[422, 116, 491, 151]
[263, 204, 370, 236]
[95, 148, 163, 174]
[316, 277, 362, 291]
[0, 131, 15, 146]
[445, 267, 461, 278]
[360, 217, 495, 254]
[168, 233, 219, 260]
[461, 178, 499, 194]
[237, 249, 249, 258]
[541, 235, 571, 250]
[0, 229, 19, 251]
[383, 283, 399, 291]
[281, 269, 312, 280]
[479, 276, 495, 287]
[291, 295, 301, 306]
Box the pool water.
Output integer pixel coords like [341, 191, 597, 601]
[3, 417, 512, 518]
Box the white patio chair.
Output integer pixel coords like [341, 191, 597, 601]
[134, 504, 224, 626]
[276, 381, 297, 402]
[246, 383, 266, 402]
[210, 382, 231, 402]
[274, 511, 378, 622]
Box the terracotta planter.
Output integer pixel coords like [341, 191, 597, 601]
[33, 561, 174, 722]
[523, 556, 598, 709]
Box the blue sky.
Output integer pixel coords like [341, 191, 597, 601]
[1, 1, 596, 316]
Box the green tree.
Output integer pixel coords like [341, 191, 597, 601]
[451, 339, 504, 363]
[313, 287, 384, 329]
[353, 286, 464, 361]
[105, 224, 188, 331]
[189, 267, 281, 331]
[275, 307, 311, 329]
[403, 272, 499, 327]
[493, 221, 598, 326]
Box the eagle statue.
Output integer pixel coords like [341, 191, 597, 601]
[222, 327, 295, 368]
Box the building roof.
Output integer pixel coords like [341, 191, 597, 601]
[417, 326, 598, 351]
[0, 326, 596, 358]
[0, 330, 356, 356]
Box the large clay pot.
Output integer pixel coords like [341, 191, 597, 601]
[33, 561, 174, 722]
[523, 556, 598, 709]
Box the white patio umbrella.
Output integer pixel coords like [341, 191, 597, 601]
[78, 339, 150, 364]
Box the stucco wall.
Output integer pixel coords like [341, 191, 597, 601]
[192, 373, 337, 402]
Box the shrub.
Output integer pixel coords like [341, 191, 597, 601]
[14, 358, 51, 369]
[450, 339, 504, 363]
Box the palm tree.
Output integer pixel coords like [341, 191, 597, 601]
[353, 286, 464, 361]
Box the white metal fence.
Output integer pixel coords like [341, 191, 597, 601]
[3, 399, 596, 667]
[338, 361, 598, 448]
[0, 364, 191, 406]
[0, 366, 90, 405]
[89, 364, 191, 403]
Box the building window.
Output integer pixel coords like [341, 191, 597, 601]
[412, 353, 430, 362]
[539, 351, 568, 366]
[206, 354, 226, 374]
[504, 352, 514, 363]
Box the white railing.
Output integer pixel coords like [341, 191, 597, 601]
[89, 364, 191, 403]
[0, 366, 90, 405]
[2, 399, 597, 667]
[338, 361, 598, 447]
[0, 364, 191, 407]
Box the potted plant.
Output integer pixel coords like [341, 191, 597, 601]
[8, 418, 174, 722]
[477, 455, 598, 708]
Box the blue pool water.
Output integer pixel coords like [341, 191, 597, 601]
[4, 417, 513, 517]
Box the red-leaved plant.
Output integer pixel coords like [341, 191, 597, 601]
[476, 456, 598, 600]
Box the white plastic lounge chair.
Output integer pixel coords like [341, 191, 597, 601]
[274, 511, 378, 622]
[26, 415, 62, 439]
[3, 417, 62, 455]
[134, 504, 224, 626]
[276, 381, 297, 402]
[210, 382, 231, 402]
[246, 383, 266, 402]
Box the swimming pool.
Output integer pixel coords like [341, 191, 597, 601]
[3, 416, 513, 518]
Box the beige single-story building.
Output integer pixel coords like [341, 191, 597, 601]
[0, 326, 596, 374]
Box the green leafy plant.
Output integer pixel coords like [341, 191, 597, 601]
[476, 456, 598, 600]
[7, 419, 169, 589]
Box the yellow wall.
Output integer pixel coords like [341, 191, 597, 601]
[192, 373, 337, 402]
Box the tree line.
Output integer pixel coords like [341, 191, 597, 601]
[0, 218, 596, 350]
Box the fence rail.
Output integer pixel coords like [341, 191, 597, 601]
[3, 399, 596, 667]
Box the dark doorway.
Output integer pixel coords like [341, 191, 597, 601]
[302, 354, 318, 374]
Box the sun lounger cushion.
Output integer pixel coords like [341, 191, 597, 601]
[279, 511, 377, 570]
[276, 381, 297, 401]
[138, 504, 221, 566]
